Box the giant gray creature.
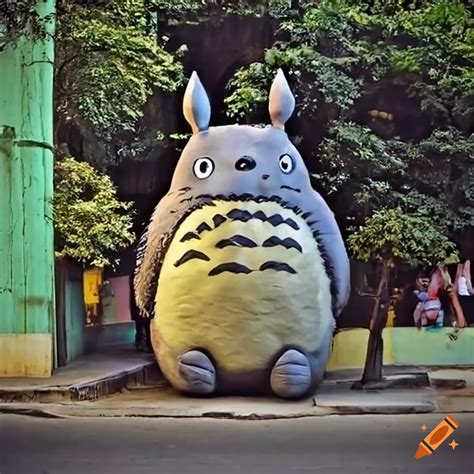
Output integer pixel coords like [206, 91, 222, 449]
[134, 69, 350, 399]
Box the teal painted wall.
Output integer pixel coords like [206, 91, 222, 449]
[0, 1, 56, 336]
[65, 278, 85, 362]
[84, 323, 135, 353]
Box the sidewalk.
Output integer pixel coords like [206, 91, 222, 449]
[0, 350, 473, 419]
[0, 347, 160, 402]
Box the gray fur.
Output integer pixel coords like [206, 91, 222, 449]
[134, 70, 351, 397]
[135, 123, 350, 316]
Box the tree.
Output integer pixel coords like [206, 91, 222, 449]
[53, 155, 135, 268]
[347, 208, 459, 384]
[224, 0, 474, 243]
[222, 3, 473, 383]
[54, 0, 185, 167]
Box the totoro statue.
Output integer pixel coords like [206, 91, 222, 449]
[134, 69, 350, 399]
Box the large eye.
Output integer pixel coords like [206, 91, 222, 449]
[235, 156, 256, 171]
[193, 157, 215, 179]
[279, 154, 295, 174]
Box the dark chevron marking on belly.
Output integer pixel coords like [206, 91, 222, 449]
[174, 249, 210, 267]
[262, 236, 303, 253]
[196, 222, 212, 234]
[216, 235, 257, 249]
[213, 214, 227, 228]
[208, 261, 297, 276]
[266, 214, 284, 226]
[259, 261, 297, 274]
[227, 209, 253, 222]
[225, 209, 300, 230]
[265, 214, 300, 231]
[209, 262, 253, 276]
[180, 231, 200, 242]
[280, 185, 301, 193]
[193, 210, 301, 238]
[283, 218, 299, 230]
[138, 194, 336, 320]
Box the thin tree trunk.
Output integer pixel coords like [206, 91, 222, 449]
[361, 264, 391, 384]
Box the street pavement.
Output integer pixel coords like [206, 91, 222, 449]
[0, 413, 472, 473]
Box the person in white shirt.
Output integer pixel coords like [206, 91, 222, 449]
[456, 260, 473, 296]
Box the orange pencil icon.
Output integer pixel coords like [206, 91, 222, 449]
[415, 415, 459, 459]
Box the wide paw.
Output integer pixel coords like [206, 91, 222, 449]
[270, 349, 312, 399]
[177, 350, 216, 395]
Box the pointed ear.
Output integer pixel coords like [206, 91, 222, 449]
[269, 69, 295, 130]
[183, 71, 211, 134]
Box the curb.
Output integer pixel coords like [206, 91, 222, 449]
[0, 362, 163, 403]
[1, 367, 470, 418]
[0, 400, 440, 420]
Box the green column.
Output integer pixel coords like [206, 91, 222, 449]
[0, 1, 56, 376]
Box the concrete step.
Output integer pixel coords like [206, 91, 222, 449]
[0, 350, 166, 403]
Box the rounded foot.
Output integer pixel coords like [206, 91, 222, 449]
[270, 349, 312, 399]
[177, 350, 216, 395]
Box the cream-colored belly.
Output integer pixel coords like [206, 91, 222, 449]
[153, 200, 333, 373]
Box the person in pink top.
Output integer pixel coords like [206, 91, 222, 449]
[413, 265, 467, 328]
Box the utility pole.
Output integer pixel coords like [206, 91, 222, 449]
[0, 1, 56, 376]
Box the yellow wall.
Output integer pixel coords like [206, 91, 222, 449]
[83, 267, 103, 305]
[0, 334, 52, 377]
[327, 327, 474, 371]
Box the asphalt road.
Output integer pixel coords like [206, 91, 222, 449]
[0, 413, 472, 474]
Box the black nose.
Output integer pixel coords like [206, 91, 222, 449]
[262, 174, 270, 180]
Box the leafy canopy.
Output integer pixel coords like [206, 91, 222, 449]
[226, 0, 473, 119]
[155, 0, 297, 20]
[0, 0, 53, 45]
[54, 156, 135, 268]
[348, 208, 459, 268]
[225, 0, 473, 262]
[55, 0, 185, 152]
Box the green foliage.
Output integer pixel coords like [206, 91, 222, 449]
[0, 1, 53, 46]
[55, 0, 185, 151]
[320, 123, 474, 233]
[155, 0, 283, 19]
[226, 45, 362, 120]
[225, 0, 375, 119]
[225, 63, 271, 118]
[53, 155, 135, 268]
[224, 0, 474, 258]
[319, 121, 405, 188]
[268, 0, 294, 18]
[155, 0, 205, 18]
[347, 208, 458, 267]
[226, 0, 473, 117]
